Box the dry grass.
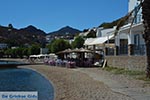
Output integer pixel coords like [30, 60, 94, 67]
[103, 66, 150, 82]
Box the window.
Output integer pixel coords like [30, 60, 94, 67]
[134, 34, 140, 46]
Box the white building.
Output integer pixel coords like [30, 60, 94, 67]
[121, 0, 145, 55]
[40, 48, 49, 54]
[84, 0, 145, 56]
[128, 0, 142, 23]
[114, 0, 145, 55]
[0, 43, 8, 49]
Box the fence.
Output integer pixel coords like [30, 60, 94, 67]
[106, 44, 146, 56]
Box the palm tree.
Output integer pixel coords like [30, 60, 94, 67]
[142, 0, 150, 78]
[115, 0, 150, 78]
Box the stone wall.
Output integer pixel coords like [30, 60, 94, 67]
[105, 56, 147, 71]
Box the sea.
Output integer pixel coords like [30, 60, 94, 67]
[0, 68, 54, 100]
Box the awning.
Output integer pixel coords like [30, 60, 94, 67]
[119, 22, 144, 34]
[84, 38, 95, 45]
[84, 35, 114, 46]
[57, 48, 94, 54]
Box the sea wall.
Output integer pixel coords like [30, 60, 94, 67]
[105, 56, 147, 71]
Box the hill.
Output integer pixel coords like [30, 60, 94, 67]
[0, 24, 46, 46]
[99, 18, 122, 29]
[47, 26, 81, 36]
[20, 25, 46, 35]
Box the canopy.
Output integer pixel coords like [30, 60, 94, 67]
[57, 49, 72, 54]
[29, 55, 38, 58]
[72, 48, 94, 53]
[84, 35, 114, 46]
[57, 48, 94, 54]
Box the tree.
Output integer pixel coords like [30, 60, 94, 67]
[4, 47, 30, 58]
[28, 44, 40, 55]
[15, 48, 24, 58]
[5, 49, 12, 58]
[142, 0, 150, 78]
[83, 29, 89, 32]
[72, 36, 85, 49]
[51, 39, 71, 53]
[46, 39, 56, 53]
[8, 24, 13, 33]
[86, 29, 96, 38]
[22, 48, 30, 58]
[0, 50, 4, 58]
[4, 48, 18, 58]
[46, 44, 52, 53]
[8, 24, 13, 29]
[99, 21, 119, 29]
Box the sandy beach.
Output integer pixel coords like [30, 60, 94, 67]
[19, 64, 137, 100]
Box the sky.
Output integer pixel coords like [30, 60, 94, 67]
[0, 0, 128, 33]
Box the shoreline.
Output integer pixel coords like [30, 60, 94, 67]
[20, 65, 56, 99]
[1, 58, 149, 100]
[19, 65, 134, 100]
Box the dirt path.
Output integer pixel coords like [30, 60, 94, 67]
[75, 68, 150, 100]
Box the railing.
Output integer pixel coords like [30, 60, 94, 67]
[106, 48, 114, 56]
[119, 45, 128, 55]
[106, 44, 146, 56]
[134, 44, 146, 55]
